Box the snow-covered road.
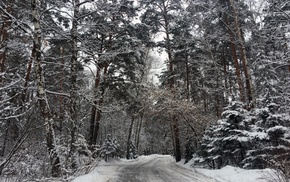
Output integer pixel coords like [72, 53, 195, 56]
[73, 154, 270, 182]
[95, 155, 218, 182]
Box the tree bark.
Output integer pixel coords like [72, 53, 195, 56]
[135, 113, 143, 151]
[22, 57, 33, 103]
[216, 74, 221, 117]
[89, 69, 99, 146]
[89, 35, 107, 147]
[126, 116, 135, 159]
[185, 52, 190, 101]
[229, 0, 254, 106]
[0, 123, 9, 157]
[222, 50, 229, 97]
[89, 63, 108, 147]
[225, 14, 245, 102]
[68, 0, 80, 168]
[31, 0, 60, 177]
[89, 65, 101, 146]
[59, 46, 65, 132]
[172, 115, 181, 162]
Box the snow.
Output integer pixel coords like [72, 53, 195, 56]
[72, 172, 106, 182]
[177, 159, 273, 182]
[73, 155, 276, 182]
[71, 162, 108, 182]
[195, 166, 270, 182]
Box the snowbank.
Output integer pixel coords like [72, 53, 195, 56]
[72, 170, 107, 182]
[195, 166, 270, 182]
[177, 159, 272, 182]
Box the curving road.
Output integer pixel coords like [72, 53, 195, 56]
[97, 155, 219, 182]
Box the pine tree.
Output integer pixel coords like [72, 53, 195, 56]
[197, 102, 255, 169]
[243, 104, 290, 169]
[86, 0, 147, 147]
[250, 0, 290, 111]
[101, 134, 120, 161]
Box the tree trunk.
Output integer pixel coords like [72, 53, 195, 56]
[229, 0, 254, 106]
[0, 123, 9, 157]
[222, 50, 230, 99]
[225, 14, 245, 102]
[126, 116, 135, 159]
[59, 46, 65, 132]
[89, 35, 106, 147]
[89, 63, 108, 147]
[185, 52, 190, 101]
[172, 115, 181, 162]
[135, 113, 143, 151]
[216, 74, 221, 117]
[22, 56, 33, 103]
[68, 0, 80, 169]
[134, 117, 139, 147]
[89, 65, 100, 146]
[31, 0, 60, 177]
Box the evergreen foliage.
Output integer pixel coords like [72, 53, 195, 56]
[101, 134, 120, 161]
[197, 102, 290, 170]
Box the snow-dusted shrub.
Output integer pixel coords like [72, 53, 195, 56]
[100, 134, 120, 161]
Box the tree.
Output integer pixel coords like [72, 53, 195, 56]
[31, 0, 61, 177]
[68, 0, 80, 169]
[229, 0, 254, 105]
[101, 134, 120, 161]
[243, 104, 290, 169]
[196, 102, 256, 169]
[85, 0, 146, 147]
[250, 0, 290, 111]
[140, 0, 183, 162]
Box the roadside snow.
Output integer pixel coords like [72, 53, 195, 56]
[177, 159, 272, 182]
[72, 167, 108, 182]
[195, 166, 270, 182]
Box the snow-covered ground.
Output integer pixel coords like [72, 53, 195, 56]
[72, 155, 274, 182]
[177, 159, 273, 182]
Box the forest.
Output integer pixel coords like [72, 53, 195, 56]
[0, 0, 289, 181]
